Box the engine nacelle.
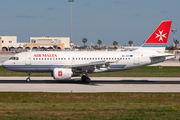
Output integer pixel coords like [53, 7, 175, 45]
[53, 68, 73, 80]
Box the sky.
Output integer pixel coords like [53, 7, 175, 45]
[0, 0, 179, 46]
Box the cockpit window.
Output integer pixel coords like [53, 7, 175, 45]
[9, 57, 19, 60]
[9, 57, 15, 60]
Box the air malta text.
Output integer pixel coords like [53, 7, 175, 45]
[33, 54, 57, 57]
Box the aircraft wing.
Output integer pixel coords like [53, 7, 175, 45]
[61, 60, 115, 69]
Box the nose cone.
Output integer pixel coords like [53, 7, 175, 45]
[2, 61, 8, 69]
[2, 61, 6, 69]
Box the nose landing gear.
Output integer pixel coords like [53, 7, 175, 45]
[26, 72, 31, 82]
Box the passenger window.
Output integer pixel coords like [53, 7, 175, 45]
[47, 58, 49, 60]
[56, 58, 57, 60]
[92, 58, 94, 60]
[16, 57, 19, 60]
[42, 58, 43, 60]
[68, 58, 70, 60]
[81, 58, 83, 60]
[90, 58, 91, 60]
[36, 58, 38, 60]
[33, 58, 35, 60]
[79, 58, 80, 60]
[84, 58, 86, 60]
[64, 58, 66, 60]
[128, 58, 130, 60]
[95, 58, 97, 60]
[61, 58, 63, 60]
[87, 58, 89, 60]
[45, 58, 46, 60]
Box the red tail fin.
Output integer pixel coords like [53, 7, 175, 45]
[142, 21, 172, 47]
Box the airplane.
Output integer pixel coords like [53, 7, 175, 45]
[2, 21, 174, 83]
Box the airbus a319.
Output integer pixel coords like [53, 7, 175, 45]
[2, 21, 174, 83]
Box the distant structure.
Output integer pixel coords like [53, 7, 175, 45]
[26, 37, 70, 51]
[0, 37, 2, 51]
[90, 42, 94, 46]
[0, 36, 71, 52]
[1, 36, 24, 51]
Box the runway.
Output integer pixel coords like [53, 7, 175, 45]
[0, 77, 180, 92]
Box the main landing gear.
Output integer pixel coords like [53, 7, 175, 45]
[81, 73, 91, 83]
[26, 72, 31, 82]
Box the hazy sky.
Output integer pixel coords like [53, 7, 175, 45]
[0, 0, 179, 46]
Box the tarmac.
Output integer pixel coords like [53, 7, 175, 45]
[0, 77, 180, 92]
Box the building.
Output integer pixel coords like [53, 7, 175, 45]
[1, 36, 70, 51]
[1, 36, 24, 51]
[25, 37, 70, 51]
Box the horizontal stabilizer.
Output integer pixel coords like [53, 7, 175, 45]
[150, 53, 174, 58]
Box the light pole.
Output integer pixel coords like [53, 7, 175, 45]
[171, 29, 177, 57]
[68, 0, 74, 49]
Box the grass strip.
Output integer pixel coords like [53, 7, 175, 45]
[0, 66, 180, 77]
[0, 92, 180, 119]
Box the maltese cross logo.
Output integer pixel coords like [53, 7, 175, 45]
[155, 30, 167, 41]
[58, 71, 62, 76]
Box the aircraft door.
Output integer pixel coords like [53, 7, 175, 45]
[133, 54, 140, 65]
[25, 54, 31, 65]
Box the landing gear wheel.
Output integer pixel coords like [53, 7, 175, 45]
[26, 78, 31, 82]
[81, 75, 86, 83]
[85, 77, 91, 83]
[81, 76, 91, 83]
[26, 72, 31, 82]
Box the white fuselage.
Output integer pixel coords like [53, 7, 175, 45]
[2, 50, 165, 73]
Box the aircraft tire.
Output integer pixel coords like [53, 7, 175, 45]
[81, 76, 86, 83]
[85, 77, 91, 83]
[81, 76, 91, 83]
[26, 78, 31, 82]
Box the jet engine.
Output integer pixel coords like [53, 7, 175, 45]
[53, 68, 73, 80]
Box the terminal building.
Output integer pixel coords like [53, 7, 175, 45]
[0, 36, 70, 51]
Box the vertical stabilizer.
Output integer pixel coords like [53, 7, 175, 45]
[141, 21, 172, 52]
